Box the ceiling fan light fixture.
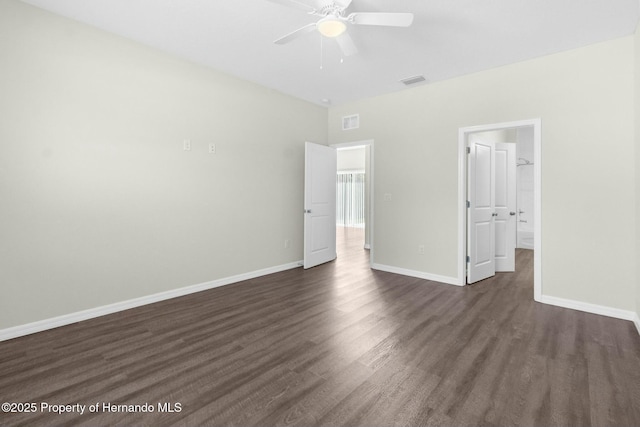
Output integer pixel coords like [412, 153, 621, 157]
[317, 16, 346, 38]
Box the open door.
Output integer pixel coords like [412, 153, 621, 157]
[494, 142, 516, 272]
[467, 138, 495, 283]
[460, 120, 540, 294]
[304, 142, 337, 269]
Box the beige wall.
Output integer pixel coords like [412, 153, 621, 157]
[635, 22, 640, 321]
[329, 36, 636, 311]
[0, 0, 328, 329]
[337, 147, 366, 171]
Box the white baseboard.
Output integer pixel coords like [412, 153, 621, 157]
[371, 263, 462, 286]
[538, 295, 637, 324]
[369, 266, 639, 336]
[0, 261, 302, 342]
[4, 262, 637, 342]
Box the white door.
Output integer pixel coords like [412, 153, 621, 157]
[467, 138, 495, 283]
[494, 142, 516, 272]
[304, 142, 337, 269]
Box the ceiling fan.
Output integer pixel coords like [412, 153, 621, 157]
[268, 0, 414, 57]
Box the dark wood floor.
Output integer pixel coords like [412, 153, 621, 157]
[1, 227, 639, 426]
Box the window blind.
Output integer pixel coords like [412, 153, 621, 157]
[336, 172, 365, 227]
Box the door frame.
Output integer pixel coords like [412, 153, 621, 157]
[330, 139, 374, 268]
[457, 119, 542, 301]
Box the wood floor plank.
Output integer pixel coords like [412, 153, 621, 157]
[1, 227, 639, 426]
[251, 360, 375, 427]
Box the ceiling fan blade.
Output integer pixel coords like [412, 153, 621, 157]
[274, 23, 317, 44]
[335, 31, 357, 56]
[265, 0, 317, 13]
[348, 12, 414, 27]
[333, 0, 353, 8]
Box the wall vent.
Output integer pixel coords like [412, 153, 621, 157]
[342, 114, 359, 130]
[400, 75, 427, 86]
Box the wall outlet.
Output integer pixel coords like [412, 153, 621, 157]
[284, 239, 291, 249]
[209, 143, 216, 154]
[418, 245, 425, 254]
[183, 139, 191, 151]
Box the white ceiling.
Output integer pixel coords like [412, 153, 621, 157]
[20, 0, 640, 106]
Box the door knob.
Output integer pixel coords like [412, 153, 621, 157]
[492, 213, 498, 217]
[304, 209, 312, 214]
[510, 212, 516, 216]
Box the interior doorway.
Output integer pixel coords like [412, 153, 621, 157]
[467, 133, 517, 283]
[331, 140, 374, 267]
[458, 120, 541, 300]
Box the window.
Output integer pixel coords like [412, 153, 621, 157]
[336, 171, 365, 227]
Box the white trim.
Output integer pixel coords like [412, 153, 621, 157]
[372, 263, 461, 286]
[335, 145, 364, 152]
[539, 295, 637, 322]
[331, 140, 372, 150]
[331, 139, 374, 269]
[533, 121, 542, 301]
[457, 127, 467, 285]
[634, 313, 640, 336]
[337, 169, 365, 174]
[0, 261, 302, 342]
[458, 119, 542, 298]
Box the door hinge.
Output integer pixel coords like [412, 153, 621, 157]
[466, 147, 470, 154]
[466, 200, 470, 208]
[466, 256, 470, 263]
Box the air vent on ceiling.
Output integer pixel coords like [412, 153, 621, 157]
[342, 114, 359, 130]
[400, 75, 427, 86]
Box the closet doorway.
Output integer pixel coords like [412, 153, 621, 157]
[458, 120, 541, 300]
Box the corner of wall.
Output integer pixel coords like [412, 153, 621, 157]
[635, 18, 640, 327]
